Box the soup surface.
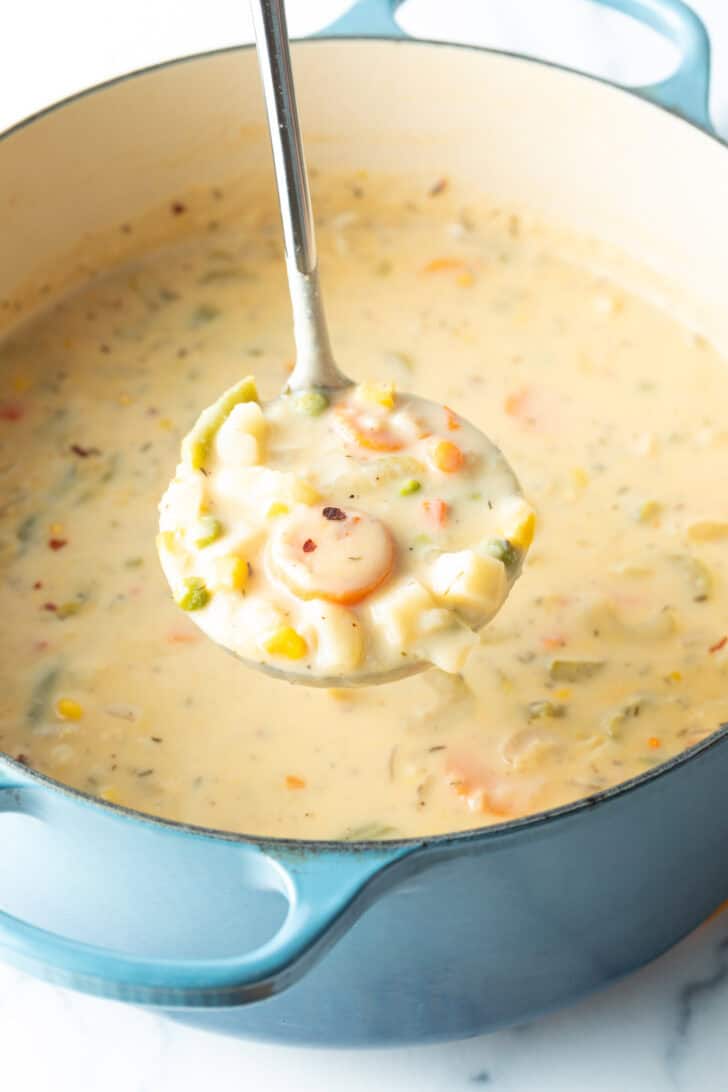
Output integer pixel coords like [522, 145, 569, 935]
[1, 174, 727, 840]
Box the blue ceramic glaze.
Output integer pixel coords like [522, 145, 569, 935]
[327, 0, 713, 131]
[0, 0, 724, 1044]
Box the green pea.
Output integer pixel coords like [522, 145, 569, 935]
[192, 515, 223, 548]
[177, 577, 210, 611]
[399, 478, 421, 496]
[293, 389, 329, 416]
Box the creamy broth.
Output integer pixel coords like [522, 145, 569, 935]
[1, 175, 727, 839]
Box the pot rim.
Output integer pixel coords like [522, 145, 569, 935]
[1, 37, 726, 852]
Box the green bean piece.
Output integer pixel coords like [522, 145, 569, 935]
[669, 553, 712, 602]
[27, 665, 61, 726]
[483, 537, 519, 570]
[339, 822, 399, 841]
[527, 699, 567, 721]
[548, 659, 605, 683]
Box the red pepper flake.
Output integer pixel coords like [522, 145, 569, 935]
[70, 443, 101, 457]
[429, 177, 449, 197]
[48, 538, 68, 551]
[709, 635, 727, 654]
[33, 580, 43, 590]
[171, 201, 187, 216]
[14, 754, 29, 766]
[42, 602, 58, 612]
[302, 538, 317, 553]
[0, 402, 23, 421]
[322, 506, 346, 521]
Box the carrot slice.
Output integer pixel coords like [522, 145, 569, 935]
[334, 404, 405, 453]
[431, 439, 465, 473]
[422, 258, 469, 274]
[422, 498, 449, 528]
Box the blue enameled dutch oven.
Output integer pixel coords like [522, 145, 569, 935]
[1, 0, 727, 1045]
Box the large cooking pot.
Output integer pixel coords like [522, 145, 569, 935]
[1, 0, 727, 1046]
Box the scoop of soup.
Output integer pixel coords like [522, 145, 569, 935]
[0, 173, 727, 840]
[158, 379, 531, 680]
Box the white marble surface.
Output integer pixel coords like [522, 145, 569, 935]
[2, 2, 728, 1089]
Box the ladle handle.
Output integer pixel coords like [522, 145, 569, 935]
[250, 0, 351, 391]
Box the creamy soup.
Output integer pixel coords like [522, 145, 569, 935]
[159, 376, 531, 681]
[1, 174, 727, 840]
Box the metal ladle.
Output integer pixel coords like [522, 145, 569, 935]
[206, 0, 526, 686]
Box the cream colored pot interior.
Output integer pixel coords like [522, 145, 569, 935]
[1, 41, 727, 344]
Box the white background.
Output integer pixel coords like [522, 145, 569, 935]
[2, 3, 728, 1090]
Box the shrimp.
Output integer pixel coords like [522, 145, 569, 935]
[269, 505, 394, 606]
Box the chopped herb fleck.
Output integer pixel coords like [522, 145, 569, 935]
[70, 444, 101, 458]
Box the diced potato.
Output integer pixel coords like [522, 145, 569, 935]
[158, 468, 205, 530]
[424, 620, 479, 674]
[425, 549, 506, 622]
[355, 381, 396, 410]
[213, 401, 267, 467]
[370, 578, 437, 649]
[301, 600, 364, 673]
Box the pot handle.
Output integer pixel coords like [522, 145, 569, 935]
[0, 777, 415, 1007]
[591, 0, 712, 131]
[319, 0, 713, 133]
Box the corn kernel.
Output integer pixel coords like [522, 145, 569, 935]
[118, 393, 132, 406]
[215, 555, 249, 593]
[55, 698, 83, 721]
[667, 670, 682, 683]
[554, 687, 572, 701]
[293, 481, 320, 505]
[509, 509, 536, 550]
[267, 501, 290, 518]
[49, 522, 65, 537]
[637, 499, 662, 524]
[456, 271, 475, 287]
[263, 626, 308, 660]
[156, 530, 177, 553]
[11, 375, 31, 393]
[328, 688, 355, 702]
[356, 381, 396, 410]
[285, 775, 306, 790]
[159, 417, 174, 431]
[99, 786, 122, 804]
[571, 467, 589, 489]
